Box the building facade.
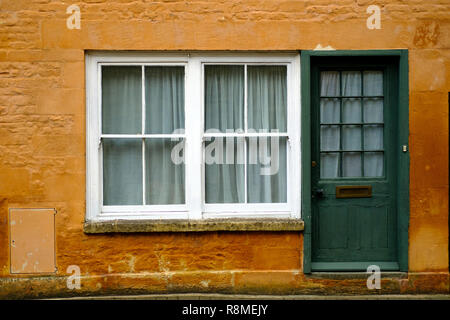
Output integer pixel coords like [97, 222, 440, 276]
[0, 0, 449, 298]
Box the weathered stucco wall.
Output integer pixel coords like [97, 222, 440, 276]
[0, 0, 449, 297]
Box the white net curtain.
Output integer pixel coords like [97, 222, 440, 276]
[101, 66, 185, 205]
[204, 65, 287, 204]
[101, 64, 289, 206]
[320, 70, 384, 179]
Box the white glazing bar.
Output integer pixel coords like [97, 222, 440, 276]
[98, 63, 104, 210]
[203, 132, 288, 138]
[98, 64, 103, 138]
[186, 58, 203, 219]
[142, 138, 145, 205]
[244, 137, 248, 204]
[101, 134, 185, 139]
[244, 64, 248, 133]
[141, 65, 146, 205]
[244, 64, 248, 204]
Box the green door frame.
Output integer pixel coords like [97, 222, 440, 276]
[301, 50, 409, 273]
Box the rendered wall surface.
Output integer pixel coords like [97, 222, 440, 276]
[0, 0, 448, 298]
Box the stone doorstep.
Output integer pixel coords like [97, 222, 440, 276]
[44, 293, 450, 300]
[306, 272, 409, 280]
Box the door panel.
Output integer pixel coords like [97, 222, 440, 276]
[311, 58, 399, 271]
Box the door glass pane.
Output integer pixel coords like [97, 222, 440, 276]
[103, 139, 142, 205]
[145, 66, 185, 134]
[320, 98, 340, 123]
[205, 137, 245, 203]
[342, 152, 361, 177]
[102, 66, 142, 134]
[342, 98, 361, 123]
[342, 71, 361, 96]
[321, 125, 340, 151]
[205, 65, 244, 132]
[364, 125, 383, 150]
[364, 98, 383, 123]
[320, 153, 339, 178]
[364, 152, 384, 177]
[247, 66, 287, 132]
[320, 71, 340, 96]
[145, 139, 185, 205]
[318, 70, 385, 180]
[247, 137, 287, 203]
[342, 125, 361, 151]
[363, 71, 383, 96]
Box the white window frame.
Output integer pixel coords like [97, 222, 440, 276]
[86, 52, 301, 222]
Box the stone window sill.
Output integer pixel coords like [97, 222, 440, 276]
[83, 218, 304, 233]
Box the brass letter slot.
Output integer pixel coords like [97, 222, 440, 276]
[336, 185, 372, 198]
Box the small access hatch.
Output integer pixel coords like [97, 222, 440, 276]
[9, 208, 56, 274]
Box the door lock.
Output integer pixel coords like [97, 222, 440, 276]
[312, 188, 324, 199]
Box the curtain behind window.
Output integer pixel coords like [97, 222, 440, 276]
[102, 66, 143, 205]
[102, 66, 185, 206]
[205, 65, 245, 203]
[204, 65, 287, 204]
[320, 70, 384, 178]
[145, 66, 185, 204]
[102, 66, 142, 134]
[247, 66, 287, 203]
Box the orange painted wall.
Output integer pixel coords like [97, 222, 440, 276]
[0, 0, 448, 293]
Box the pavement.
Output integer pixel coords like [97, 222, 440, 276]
[47, 293, 450, 300]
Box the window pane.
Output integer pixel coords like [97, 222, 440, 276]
[364, 152, 384, 177]
[363, 71, 383, 96]
[145, 139, 185, 204]
[363, 98, 383, 123]
[247, 137, 287, 203]
[343, 152, 361, 177]
[321, 125, 340, 151]
[102, 66, 142, 134]
[342, 71, 361, 96]
[320, 153, 339, 179]
[145, 66, 185, 134]
[320, 71, 340, 96]
[320, 98, 340, 123]
[342, 98, 361, 123]
[205, 137, 245, 203]
[364, 125, 383, 150]
[247, 66, 287, 132]
[342, 125, 361, 151]
[103, 139, 142, 205]
[205, 65, 244, 132]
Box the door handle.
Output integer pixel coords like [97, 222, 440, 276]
[312, 188, 324, 199]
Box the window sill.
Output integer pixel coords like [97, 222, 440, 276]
[83, 218, 304, 233]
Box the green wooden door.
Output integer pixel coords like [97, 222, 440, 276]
[311, 57, 399, 271]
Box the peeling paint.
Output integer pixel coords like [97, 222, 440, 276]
[313, 44, 335, 51]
